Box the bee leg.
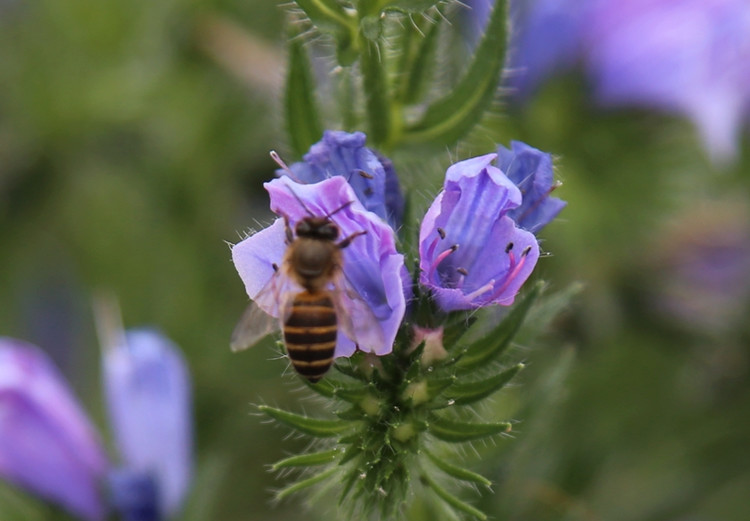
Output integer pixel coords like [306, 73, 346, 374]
[281, 213, 294, 244]
[337, 230, 368, 249]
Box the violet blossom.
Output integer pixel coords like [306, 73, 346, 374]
[0, 338, 108, 521]
[279, 130, 405, 228]
[508, 0, 750, 161]
[497, 140, 566, 233]
[102, 328, 193, 520]
[232, 175, 407, 358]
[419, 154, 541, 312]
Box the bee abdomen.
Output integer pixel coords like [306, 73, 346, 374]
[283, 292, 337, 383]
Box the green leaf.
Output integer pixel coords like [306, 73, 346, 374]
[285, 36, 323, 157]
[428, 414, 511, 442]
[258, 405, 354, 437]
[295, 0, 354, 35]
[271, 449, 339, 470]
[295, 0, 358, 64]
[420, 472, 488, 520]
[424, 449, 492, 487]
[359, 36, 392, 146]
[444, 363, 524, 405]
[402, 0, 508, 146]
[394, 14, 441, 105]
[442, 312, 479, 350]
[303, 377, 337, 398]
[456, 281, 543, 372]
[378, 0, 443, 13]
[276, 466, 339, 501]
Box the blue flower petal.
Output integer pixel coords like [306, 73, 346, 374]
[103, 330, 192, 517]
[0, 338, 108, 521]
[497, 141, 566, 233]
[280, 130, 405, 228]
[419, 156, 540, 312]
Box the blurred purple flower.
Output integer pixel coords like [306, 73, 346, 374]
[648, 201, 750, 334]
[102, 329, 192, 519]
[232, 176, 407, 357]
[280, 130, 405, 229]
[107, 469, 160, 521]
[419, 154, 541, 312]
[0, 338, 108, 521]
[508, 0, 750, 161]
[497, 140, 566, 233]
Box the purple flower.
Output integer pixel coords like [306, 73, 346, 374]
[280, 130, 405, 229]
[419, 154, 541, 312]
[102, 329, 192, 518]
[232, 176, 407, 357]
[107, 469, 160, 521]
[0, 338, 108, 521]
[509, 0, 750, 161]
[497, 141, 566, 233]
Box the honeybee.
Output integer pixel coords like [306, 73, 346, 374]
[231, 191, 383, 383]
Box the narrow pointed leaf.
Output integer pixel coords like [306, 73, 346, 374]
[360, 36, 391, 146]
[303, 378, 336, 398]
[295, 0, 354, 35]
[276, 467, 339, 501]
[395, 15, 441, 104]
[445, 363, 524, 405]
[420, 472, 487, 520]
[271, 450, 339, 470]
[258, 405, 353, 437]
[379, 0, 442, 13]
[428, 414, 511, 442]
[442, 313, 479, 349]
[424, 450, 492, 487]
[285, 37, 323, 157]
[402, 0, 508, 146]
[456, 281, 543, 372]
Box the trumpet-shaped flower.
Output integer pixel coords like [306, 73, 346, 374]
[419, 154, 541, 312]
[102, 329, 192, 518]
[232, 176, 407, 358]
[0, 338, 108, 521]
[280, 130, 405, 228]
[497, 141, 566, 233]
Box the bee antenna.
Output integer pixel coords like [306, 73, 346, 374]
[279, 182, 316, 218]
[327, 200, 355, 219]
[270, 150, 302, 183]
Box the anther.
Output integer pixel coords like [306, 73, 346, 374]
[456, 267, 469, 276]
[521, 246, 532, 256]
[272, 263, 279, 272]
[505, 242, 514, 253]
[357, 169, 374, 179]
[437, 227, 446, 240]
[364, 187, 375, 196]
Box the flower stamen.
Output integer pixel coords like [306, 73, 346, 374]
[429, 244, 459, 280]
[486, 246, 533, 302]
[455, 267, 469, 288]
[465, 280, 496, 301]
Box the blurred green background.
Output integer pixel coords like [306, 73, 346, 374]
[1, 1, 749, 520]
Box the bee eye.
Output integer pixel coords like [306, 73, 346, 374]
[296, 221, 310, 235]
[323, 224, 339, 240]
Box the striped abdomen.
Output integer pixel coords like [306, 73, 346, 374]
[283, 291, 337, 383]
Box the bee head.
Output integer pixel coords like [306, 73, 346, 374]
[296, 217, 340, 241]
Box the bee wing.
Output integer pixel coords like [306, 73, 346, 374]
[230, 269, 298, 352]
[331, 272, 386, 354]
[230, 301, 281, 352]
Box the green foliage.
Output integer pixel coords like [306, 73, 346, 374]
[285, 35, 324, 157]
[260, 282, 557, 520]
[284, 0, 509, 150]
